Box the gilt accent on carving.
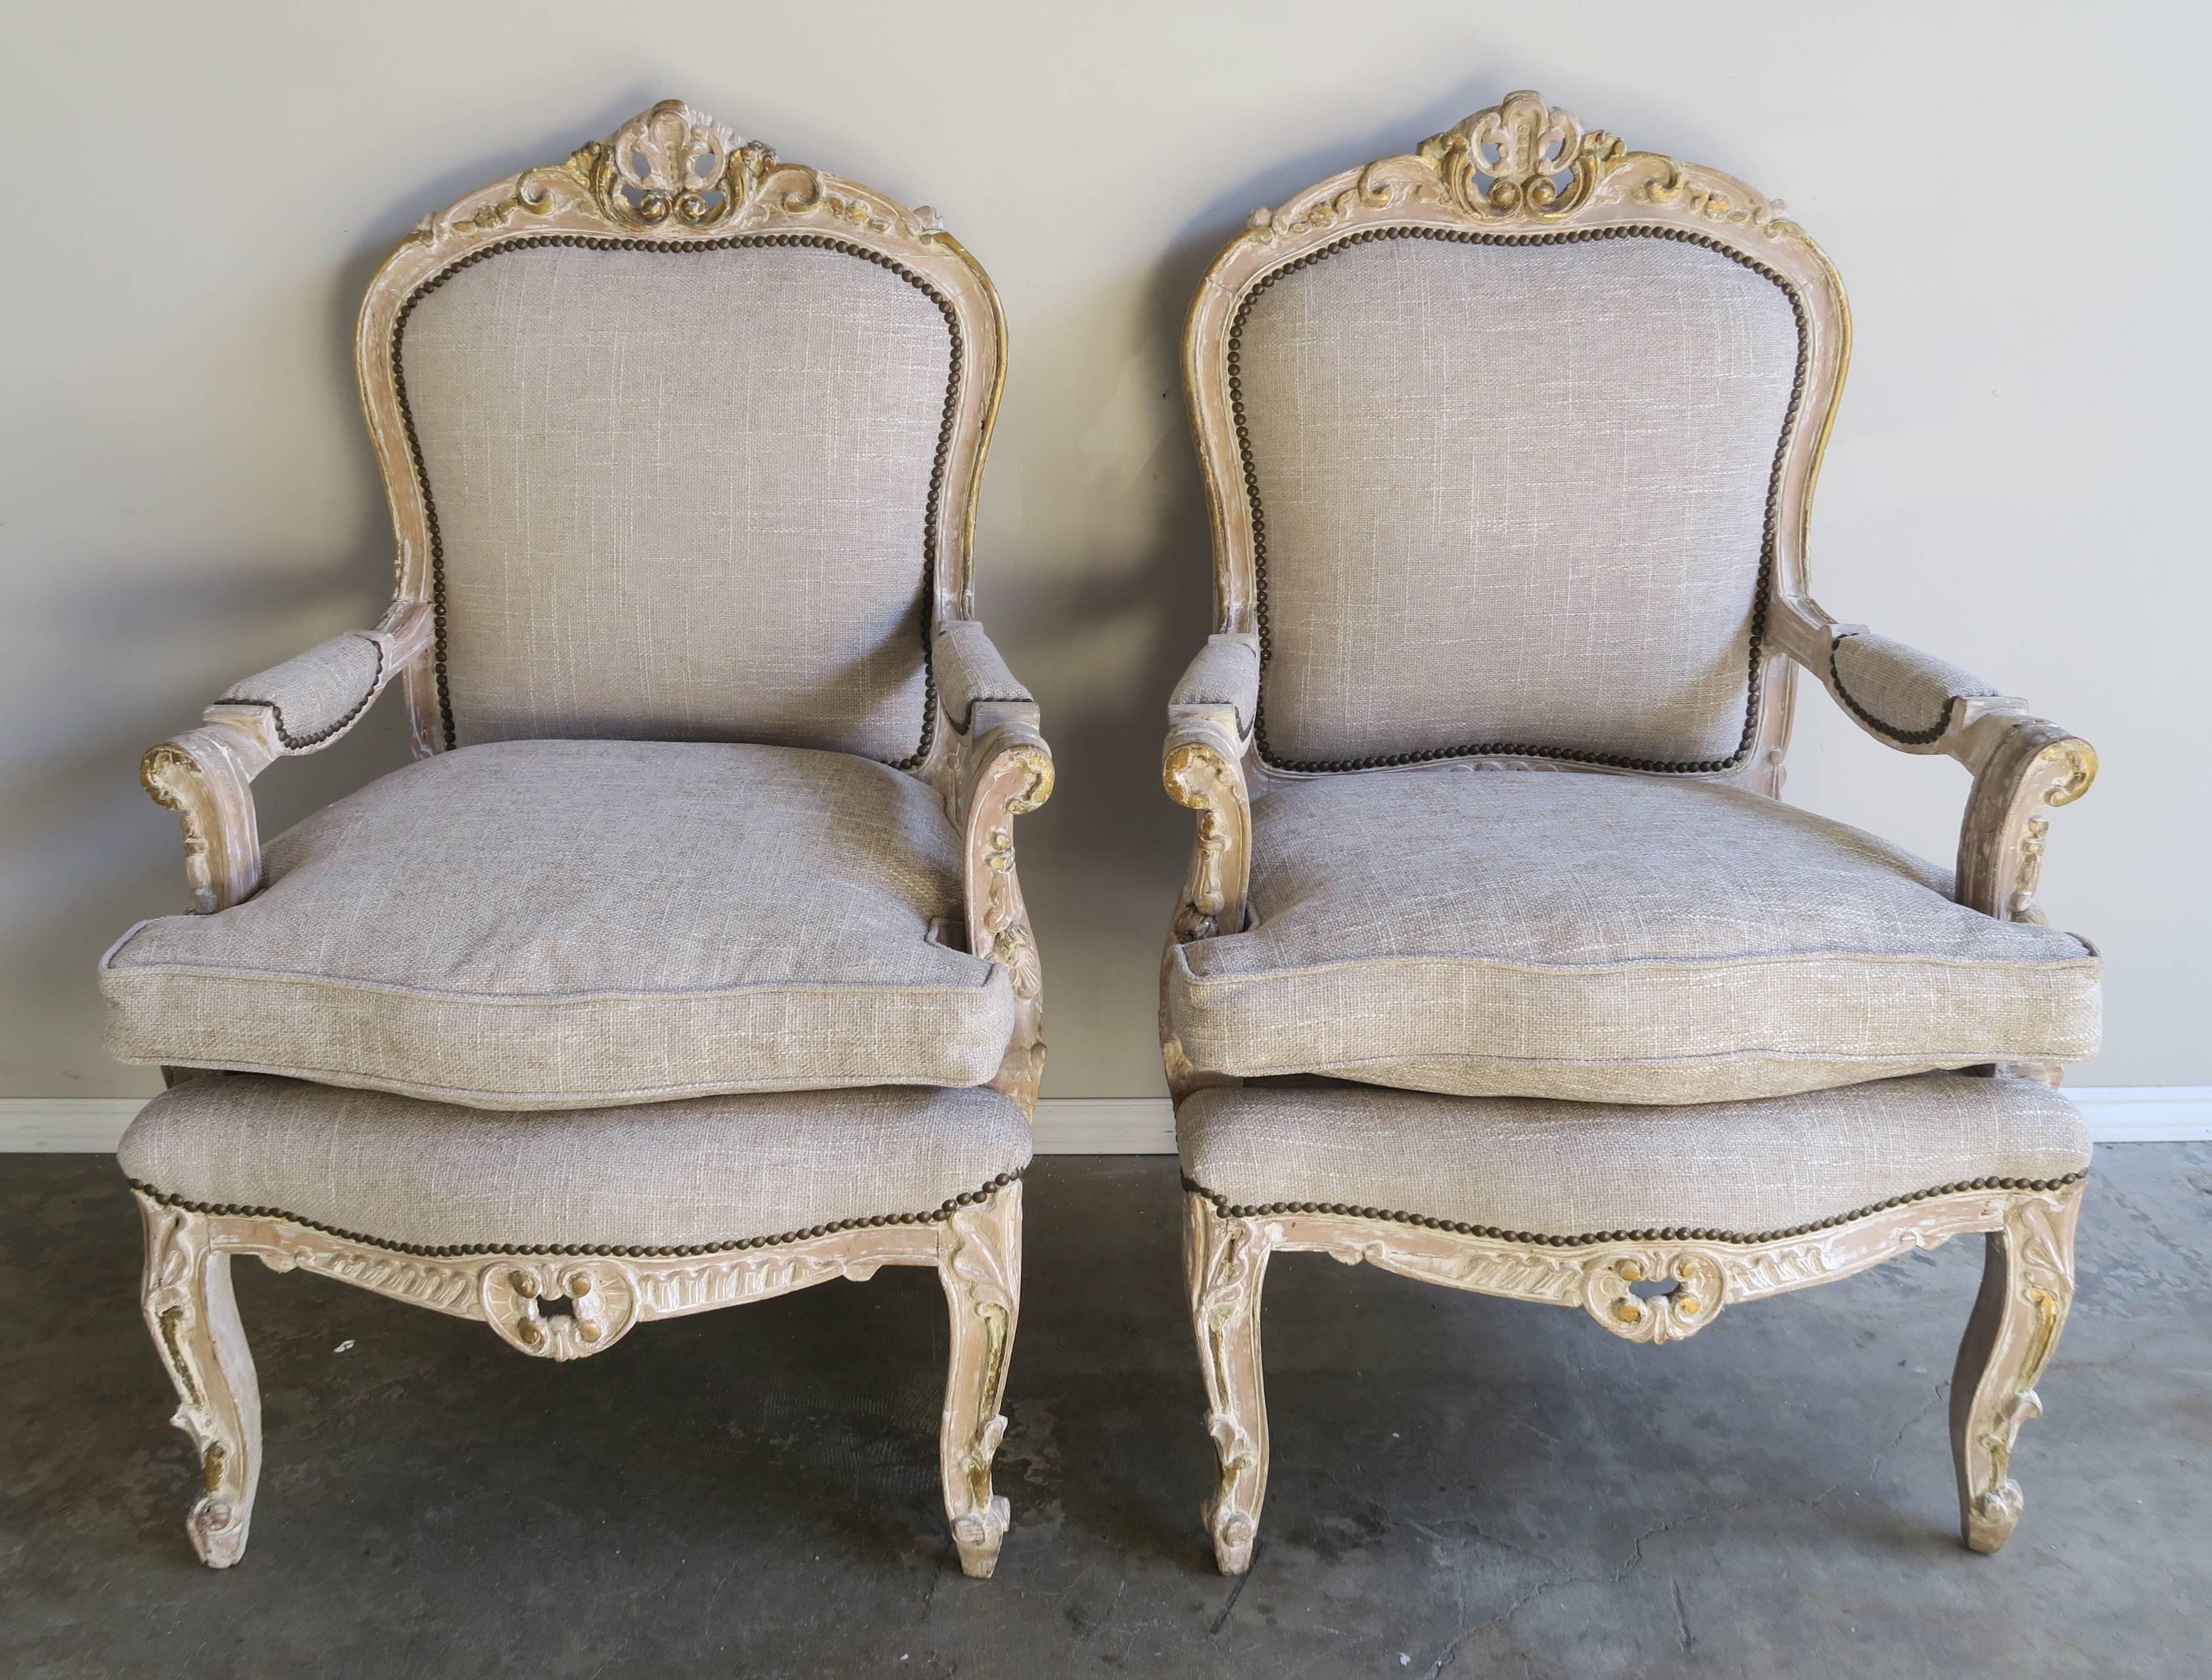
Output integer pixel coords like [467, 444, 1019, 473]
[1419, 89, 1622, 220]
[1164, 742, 1237, 941]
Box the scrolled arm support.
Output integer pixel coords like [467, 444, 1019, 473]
[139, 600, 433, 913]
[1956, 719, 2098, 926]
[1771, 595, 2096, 926]
[1163, 723, 1252, 944]
[960, 721, 1055, 1113]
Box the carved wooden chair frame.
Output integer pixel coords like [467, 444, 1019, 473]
[133, 101, 1050, 1578]
[1162, 91, 2097, 1571]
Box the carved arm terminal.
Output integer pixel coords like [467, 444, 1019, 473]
[1768, 595, 2097, 926]
[141, 600, 433, 913]
[1164, 634, 1258, 944]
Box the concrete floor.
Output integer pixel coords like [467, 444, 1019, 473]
[2, 1147, 2207, 1679]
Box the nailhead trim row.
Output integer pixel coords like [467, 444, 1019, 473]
[1181, 1168, 2086, 1248]
[1827, 631, 1993, 747]
[390, 232, 963, 767]
[128, 1170, 1020, 1260]
[226, 635, 387, 752]
[1226, 224, 1811, 777]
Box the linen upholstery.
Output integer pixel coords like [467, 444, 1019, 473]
[123, 1074, 1031, 1252]
[1833, 630, 2000, 742]
[400, 244, 952, 759]
[220, 631, 386, 748]
[933, 619, 1033, 732]
[103, 739, 1014, 1108]
[1177, 1074, 2088, 1239]
[1171, 635, 1261, 734]
[1235, 235, 1800, 769]
[1165, 766, 2100, 1104]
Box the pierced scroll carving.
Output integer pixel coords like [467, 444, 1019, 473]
[480, 1260, 641, 1360]
[1419, 89, 1623, 220]
[571, 101, 759, 228]
[1582, 1250, 1726, 1344]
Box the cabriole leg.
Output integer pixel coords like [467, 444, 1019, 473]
[937, 1181, 1022, 1577]
[1950, 1184, 2083, 1554]
[137, 1195, 262, 1568]
[1185, 1191, 1271, 1574]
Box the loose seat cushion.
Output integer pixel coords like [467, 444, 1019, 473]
[122, 1074, 1031, 1253]
[103, 740, 1013, 1109]
[1165, 767, 2100, 1105]
[1179, 1074, 2089, 1241]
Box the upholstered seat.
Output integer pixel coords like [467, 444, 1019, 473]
[124, 1074, 1032, 1253]
[1179, 1073, 2089, 1240]
[1165, 767, 2100, 1105]
[104, 739, 1015, 1108]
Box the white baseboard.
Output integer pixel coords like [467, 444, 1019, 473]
[1, 1088, 2203, 1155]
[1033, 1098, 1176, 1154]
[0, 1099, 152, 1153]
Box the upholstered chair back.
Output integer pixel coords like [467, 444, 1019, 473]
[398, 245, 953, 759]
[358, 105, 1003, 765]
[1188, 93, 1845, 783]
[1235, 235, 1801, 773]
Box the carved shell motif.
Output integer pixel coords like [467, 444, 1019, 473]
[571, 100, 767, 229]
[1419, 89, 1623, 220]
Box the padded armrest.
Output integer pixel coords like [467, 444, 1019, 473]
[139, 600, 432, 913]
[1828, 629, 2005, 748]
[210, 599, 433, 757]
[1768, 596, 2096, 942]
[220, 631, 389, 751]
[1169, 633, 1260, 739]
[934, 619, 1037, 734]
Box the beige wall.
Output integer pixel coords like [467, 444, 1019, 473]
[4, 1, 2204, 1099]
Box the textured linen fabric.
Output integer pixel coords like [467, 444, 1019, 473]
[1171, 636, 1261, 734]
[1165, 765, 2100, 1103]
[220, 631, 386, 747]
[933, 619, 1032, 731]
[1235, 234, 1800, 768]
[103, 740, 1012, 1107]
[401, 244, 952, 759]
[1832, 630, 1999, 740]
[122, 1074, 1031, 1252]
[1177, 1074, 2088, 1239]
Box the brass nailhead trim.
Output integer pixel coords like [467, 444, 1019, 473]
[225, 636, 386, 752]
[128, 1170, 1020, 1260]
[391, 233, 961, 766]
[1227, 224, 1811, 777]
[1181, 1169, 2086, 1248]
[1827, 631, 1994, 747]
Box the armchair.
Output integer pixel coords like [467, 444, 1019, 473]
[1162, 92, 2099, 1572]
[105, 101, 1050, 1577]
